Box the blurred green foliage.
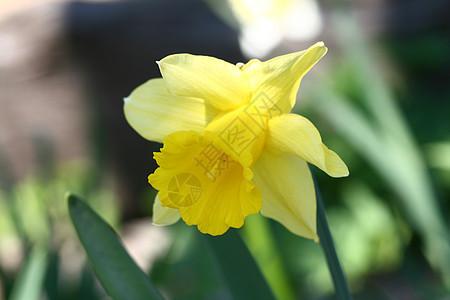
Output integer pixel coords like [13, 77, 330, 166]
[297, 7, 449, 298]
[0, 162, 119, 299]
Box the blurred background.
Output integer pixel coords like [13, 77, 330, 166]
[0, 0, 449, 299]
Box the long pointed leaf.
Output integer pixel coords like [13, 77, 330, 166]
[67, 193, 164, 300]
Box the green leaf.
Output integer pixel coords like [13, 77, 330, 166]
[201, 229, 276, 300]
[9, 244, 48, 300]
[67, 192, 164, 300]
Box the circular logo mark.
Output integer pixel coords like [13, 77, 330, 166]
[167, 173, 202, 207]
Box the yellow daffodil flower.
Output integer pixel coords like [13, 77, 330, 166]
[124, 42, 348, 240]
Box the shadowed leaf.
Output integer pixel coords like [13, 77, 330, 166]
[67, 193, 164, 300]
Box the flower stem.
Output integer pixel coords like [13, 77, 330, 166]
[310, 166, 353, 300]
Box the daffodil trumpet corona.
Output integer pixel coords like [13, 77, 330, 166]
[124, 42, 348, 240]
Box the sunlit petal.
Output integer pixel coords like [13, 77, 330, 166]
[159, 54, 251, 111]
[253, 149, 317, 240]
[266, 113, 349, 177]
[124, 79, 218, 143]
[242, 42, 327, 113]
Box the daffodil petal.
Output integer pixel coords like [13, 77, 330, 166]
[124, 78, 218, 143]
[253, 150, 317, 240]
[149, 131, 262, 236]
[179, 159, 261, 235]
[152, 194, 181, 226]
[266, 114, 349, 177]
[158, 54, 251, 111]
[242, 42, 327, 113]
